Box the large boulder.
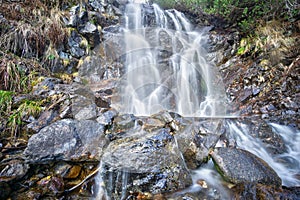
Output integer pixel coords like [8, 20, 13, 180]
[210, 147, 282, 187]
[99, 127, 192, 199]
[24, 119, 108, 163]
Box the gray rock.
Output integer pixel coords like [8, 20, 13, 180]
[78, 56, 105, 83]
[80, 22, 97, 34]
[73, 102, 98, 120]
[68, 5, 80, 27]
[210, 147, 282, 187]
[175, 118, 224, 169]
[0, 161, 29, 182]
[33, 78, 62, 96]
[26, 109, 58, 134]
[113, 114, 136, 132]
[96, 109, 118, 125]
[72, 87, 98, 120]
[100, 128, 192, 198]
[232, 183, 300, 200]
[24, 119, 108, 163]
[89, 0, 104, 11]
[68, 30, 85, 58]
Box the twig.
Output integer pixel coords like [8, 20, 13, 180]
[64, 166, 100, 193]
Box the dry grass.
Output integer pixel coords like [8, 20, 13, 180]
[238, 20, 297, 65]
[0, 51, 44, 93]
[0, 1, 68, 57]
[0, 0, 70, 87]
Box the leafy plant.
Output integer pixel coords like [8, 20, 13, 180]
[0, 90, 14, 116]
[8, 99, 43, 139]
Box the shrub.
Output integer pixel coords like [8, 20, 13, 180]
[152, 0, 300, 33]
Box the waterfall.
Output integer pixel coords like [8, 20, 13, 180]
[114, 2, 226, 117]
[94, 2, 299, 199]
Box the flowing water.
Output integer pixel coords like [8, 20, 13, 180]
[115, 2, 226, 117]
[95, 1, 300, 199]
[225, 120, 300, 187]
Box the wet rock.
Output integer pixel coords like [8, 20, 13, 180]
[233, 183, 300, 200]
[152, 110, 174, 124]
[227, 118, 287, 155]
[54, 162, 82, 179]
[139, 117, 165, 132]
[24, 119, 108, 163]
[37, 176, 64, 194]
[100, 128, 192, 199]
[210, 147, 282, 187]
[175, 119, 224, 169]
[113, 114, 136, 132]
[0, 160, 29, 182]
[101, 25, 125, 60]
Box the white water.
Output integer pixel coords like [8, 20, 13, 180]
[115, 3, 226, 117]
[95, 2, 300, 199]
[225, 121, 300, 187]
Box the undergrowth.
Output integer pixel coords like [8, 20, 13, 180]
[8, 99, 44, 140]
[237, 21, 296, 65]
[152, 0, 300, 33]
[0, 90, 14, 117]
[0, 0, 79, 143]
[0, 51, 44, 93]
[0, 88, 46, 141]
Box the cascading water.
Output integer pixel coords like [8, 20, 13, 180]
[114, 2, 226, 117]
[224, 120, 300, 187]
[94, 1, 300, 199]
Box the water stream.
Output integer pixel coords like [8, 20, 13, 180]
[95, 1, 300, 199]
[115, 2, 226, 117]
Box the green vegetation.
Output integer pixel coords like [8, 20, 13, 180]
[0, 89, 44, 139]
[0, 53, 42, 93]
[0, 90, 14, 116]
[237, 21, 295, 59]
[8, 99, 43, 139]
[152, 0, 299, 33]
